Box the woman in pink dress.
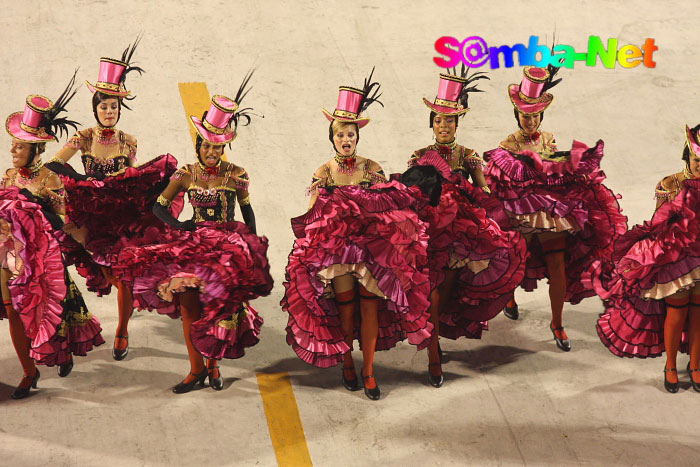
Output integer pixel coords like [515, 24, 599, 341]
[591, 125, 700, 393]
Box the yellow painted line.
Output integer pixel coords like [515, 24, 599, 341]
[257, 372, 313, 466]
[178, 82, 212, 148]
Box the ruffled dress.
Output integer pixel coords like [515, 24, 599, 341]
[283, 161, 434, 368]
[589, 176, 700, 358]
[484, 139, 628, 304]
[408, 147, 528, 339]
[54, 128, 183, 295]
[0, 187, 104, 365]
[113, 164, 272, 360]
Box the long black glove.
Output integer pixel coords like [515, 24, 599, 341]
[240, 203, 257, 234]
[19, 188, 64, 231]
[152, 202, 196, 231]
[45, 161, 105, 181]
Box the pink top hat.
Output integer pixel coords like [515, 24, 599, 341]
[686, 125, 700, 157]
[322, 86, 371, 128]
[5, 95, 56, 143]
[190, 95, 239, 145]
[86, 57, 130, 97]
[423, 73, 469, 116]
[509, 67, 554, 115]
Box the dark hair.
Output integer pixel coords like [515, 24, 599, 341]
[328, 121, 359, 152]
[26, 142, 46, 166]
[683, 124, 700, 165]
[92, 92, 122, 127]
[514, 109, 544, 129]
[429, 111, 460, 129]
[400, 165, 443, 207]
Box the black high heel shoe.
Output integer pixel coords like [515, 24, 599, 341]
[664, 367, 679, 393]
[362, 372, 380, 401]
[172, 369, 208, 394]
[504, 303, 519, 320]
[428, 362, 443, 388]
[550, 323, 571, 352]
[112, 335, 129, 361]
[208, 365, 224, 391]
[58, 357, 73, 378]
[687, 363, 700, 393]
[342, 366, 360, 391]
[12, 369, 41, 400]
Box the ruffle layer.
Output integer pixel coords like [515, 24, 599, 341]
[0, 188, 66, 363]
[485, 140, 627, 304]
[283, 181, 434, 368]
[112, 221, 272, 359]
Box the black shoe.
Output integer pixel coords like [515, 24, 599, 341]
[342, 366, 360, 391]
[687, 363, 700, 393]
[208, 365, 224, 391]
[362, 373, 380, 401]
[428, 363, 443, 388]
[550, 323, 571, 352]
[112, 335, 129, 361]
[11, 370, 40, 400]
[58, 358, 74, 378]
[172, 369, 208, 394]
[504, 304, 519, 320]
[664, 367, 679, 393]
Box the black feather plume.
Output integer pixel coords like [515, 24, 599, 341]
[542, 32, 563, 93]
[118, 33, 145, 106]
[359, 67, 383, 114]
[42, 69, 81, 140]
[456, 64, 489, 110]
[231, 68, 261, 131]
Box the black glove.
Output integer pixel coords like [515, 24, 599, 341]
[18, 188, 64, 230]
[153, 202, 196, 231]
[240, 204, 257, 234]
[89, 171, 106, 181]
[45, 161, 90, 182]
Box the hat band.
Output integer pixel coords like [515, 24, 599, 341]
[96, 81, 121, 92]
[333, 109, 359, 120]
[434, 98, 458, 109]
[517, 91, 546, 105]
[202, 118, 226, 135]
[20, 121, 40, 135]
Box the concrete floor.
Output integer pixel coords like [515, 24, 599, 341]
[1, 1, 700, 465]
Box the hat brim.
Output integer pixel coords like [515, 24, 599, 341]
[508, 84, 552, 115]
[422, 98, 469, 116]
[5, 112, 55, 143]
[322, 108, 370, 129]
[86, 80, 130, 98]
[190, 116, 236, 145]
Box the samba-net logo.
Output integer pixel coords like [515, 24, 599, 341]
[434, 35, 658, 69]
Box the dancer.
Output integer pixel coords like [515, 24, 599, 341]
[406, 68, 526, 387]
[1, 77, 102, 398]
[283, 69, 434, 400]
[484, 66, 627, 351]
[591, 124, 700, 393]
[46, 36, 181, 361]
[113, 72, 273, 393]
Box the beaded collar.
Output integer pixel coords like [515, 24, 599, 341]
[18, 158, 43, 182]
[197, 159, 223, 181]
[334, 151, 358, 175]
[434, 139, 457, 161]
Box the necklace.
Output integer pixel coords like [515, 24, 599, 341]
[198, 160, 222, 181]
[96, 126, 118, 145]
[434, 139, 457, 161]
[334, 151, 358, 175]
[519, 129, 541, 145]
[18, 159, 43, 184]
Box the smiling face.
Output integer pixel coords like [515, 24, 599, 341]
[96, 97, 120, 127]
[10, 138, 32, 168]
[332, 122, 358, 156]
[198, 140, 225, 167]
[518, 111, 542, 136]
[432, 114, 457, 143]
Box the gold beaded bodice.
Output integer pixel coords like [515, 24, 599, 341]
[170, 163, 250, 224]
[409, 142, 484, 173]
[62, 127, 137, 176]
[2, 163, 65, 217]
[500, 130, 557, 158]
[307, 157, 387, 196]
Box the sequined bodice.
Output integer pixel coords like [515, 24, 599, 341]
[65, 128, 136, 176]
[187, 186, 238, 223]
